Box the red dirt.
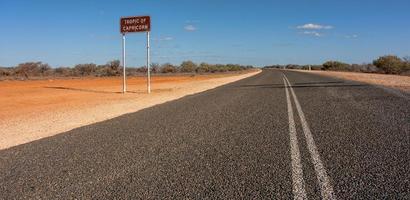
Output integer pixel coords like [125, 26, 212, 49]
[0, 75, 230, 120]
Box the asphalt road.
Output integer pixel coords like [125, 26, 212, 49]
[1, 69, 409, 199]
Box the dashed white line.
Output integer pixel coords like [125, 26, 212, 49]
[283, 74, 336, 200]
[283, 77, 308, 200]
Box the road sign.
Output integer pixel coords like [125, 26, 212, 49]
[120, 15, 151, 94]
[120, 16, 151, 33]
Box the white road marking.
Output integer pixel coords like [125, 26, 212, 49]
[283, 77, 308, 200]
[283, 74, 336, 200]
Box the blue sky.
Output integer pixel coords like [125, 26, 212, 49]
[1, 0, 410, 67]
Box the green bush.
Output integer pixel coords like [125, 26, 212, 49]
[196, 62, 210, 73]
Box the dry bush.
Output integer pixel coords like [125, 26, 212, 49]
[0, 67, 13, 77]
[74, 63, 97, 76]
[323, 61, 350, 71]
[2, 60, 253, 79]
[194, 62, 250, 73]
[150, 63, 160, 73]
[15, 62, 51, 79]
[196, 62, 211, 73]
[54, 67, 73, 77]
[373, 55, 407, 74]
[160, 63, 177, 73]
[180, 61, 197, 73]
[105, 60, 121, 76]
[94, 60, 121, 77]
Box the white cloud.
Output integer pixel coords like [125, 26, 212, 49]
[184, 24, 197, 32]
[297, 23, 333, 30]
[302, 31, 323, 37]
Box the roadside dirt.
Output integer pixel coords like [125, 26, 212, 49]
[301, 70, 410, 93]
[0, 70, 260, 149]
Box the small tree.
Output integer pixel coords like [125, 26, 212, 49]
[373, 55, 405, 74]
[74, 63, 97, 76]
[151, 63, 160, 73]
[160, 63, 177, 73]
[180, 60, 197, 73]
[107, 60, 121, 75]
[196, 62, 210, 73]
[15, 62, 51, 79]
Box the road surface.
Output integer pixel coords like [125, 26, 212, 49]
[1, 69, 409, 199]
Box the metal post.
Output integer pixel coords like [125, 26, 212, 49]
[147, 31, 151, 94]
[122, 34, 126, 93]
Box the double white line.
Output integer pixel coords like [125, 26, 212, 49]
[283, 74, 336, 200]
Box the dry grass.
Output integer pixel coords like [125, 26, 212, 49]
[303, 70, 410, 93]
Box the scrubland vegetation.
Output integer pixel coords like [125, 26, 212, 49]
[264, 55, 410, 75]
[0, 60, 254, 80]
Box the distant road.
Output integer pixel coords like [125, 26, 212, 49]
[1, 69, 409, 199]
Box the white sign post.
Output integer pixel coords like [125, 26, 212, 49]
[122, 34, 126, 93]
[146, 31, 151, 93]
[120, 16, 151, 94]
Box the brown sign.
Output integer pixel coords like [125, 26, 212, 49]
[120, 16, 151, 34]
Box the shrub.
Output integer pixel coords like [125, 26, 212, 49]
[106, 60, 121, 76]
[94, 60, 121, 77]
[15, 62, 51, 79]
[322, 61, 350, 71]
[54, 67, 73, 76]
[208, 64, 219, 73]
[0, 67, 13, 77]
[180, 60, 197, 73]
[216, 64, 229, 72]
[160, 63, 177, 73]
[357, 64, 379, 73]
[196, 62, 210, 73]
[74, 63, 97, 76]
[124, 67, 142, 76]
[1, 60, 252, 79]
[286, 64, 300, 69]
[151, 63, 160, 73]
[136, 67, 147, 73]
[226, 64, 242, 71]
[373, 55, 406, 74]
[311, 65, 323, 70]
[403, 56, 410, 75]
